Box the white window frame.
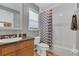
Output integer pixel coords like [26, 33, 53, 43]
[28, 8, 39, 31]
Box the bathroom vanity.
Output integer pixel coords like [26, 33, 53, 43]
[0, 37, 34, 56]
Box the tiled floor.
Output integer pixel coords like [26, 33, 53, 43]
[34, 49, 57, 56]
[46, 50, 58, 56]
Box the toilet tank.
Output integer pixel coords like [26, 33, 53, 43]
[34, 37, 40, 45]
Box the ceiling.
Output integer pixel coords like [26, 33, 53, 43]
[35, 3, 56, 8]
[35, 3, 58, 11]
[0, 3, 59, 12]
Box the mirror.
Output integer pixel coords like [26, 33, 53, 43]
[0, 3, 22, 30]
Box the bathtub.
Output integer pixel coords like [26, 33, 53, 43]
[51, 45, 78, 56]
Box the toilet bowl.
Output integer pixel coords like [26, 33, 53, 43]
[36, 43, 49, 56]
[35, 37, 49, 56]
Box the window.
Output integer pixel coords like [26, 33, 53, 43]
[28, 8, 39, 31]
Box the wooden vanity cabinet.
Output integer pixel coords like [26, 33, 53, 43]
[16, 39, 34, 56]
[0, 47, 2, 56]
[5, 52, 16, 56]
[17, 47, 34, 56]
[0, 39, 34, 56]
[2, 43, 17, 55]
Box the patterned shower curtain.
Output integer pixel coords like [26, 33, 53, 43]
[39, 9, 53, 49]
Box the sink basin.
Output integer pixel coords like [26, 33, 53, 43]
[0, 38, 22, 43]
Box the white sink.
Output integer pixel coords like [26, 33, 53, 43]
[0, 38, 22, 43]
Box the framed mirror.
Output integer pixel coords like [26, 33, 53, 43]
[0, 3, 22, 30]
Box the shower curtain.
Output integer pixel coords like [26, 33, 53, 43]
[39, 9, 53, 49]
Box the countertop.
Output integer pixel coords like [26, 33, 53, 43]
[0, 36, 34, 46]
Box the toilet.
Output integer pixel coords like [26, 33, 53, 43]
[35, 37, 49, 56]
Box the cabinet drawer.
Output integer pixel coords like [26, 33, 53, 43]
[17, 47, 34, 56]
[2, 44, 17, 55]
[17, 40, 34, 49]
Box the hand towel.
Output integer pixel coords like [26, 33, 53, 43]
[71, 15, 77, 31]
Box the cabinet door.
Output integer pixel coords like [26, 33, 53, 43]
[2, 44, 17, 55]
[0, 47, 2, 56]
[17, 47, 34, 56]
